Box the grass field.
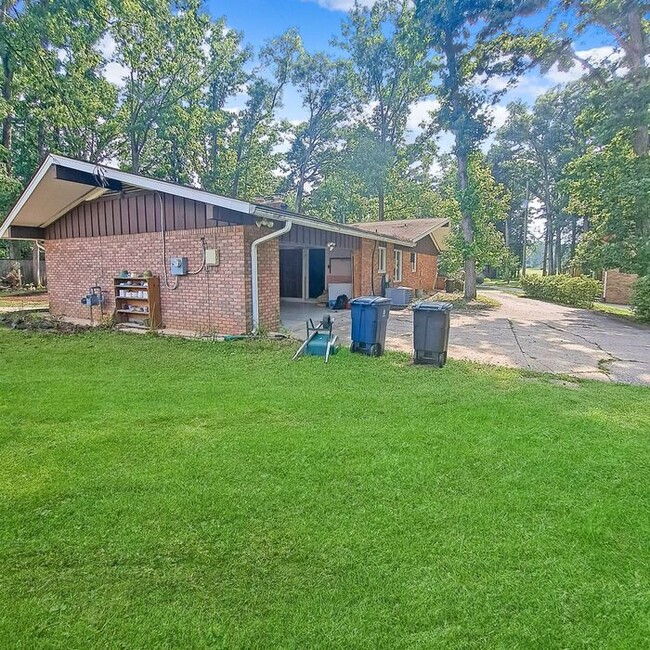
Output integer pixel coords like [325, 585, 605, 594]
[1, 329, 649, 648]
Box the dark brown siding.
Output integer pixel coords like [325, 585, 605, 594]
[413, 235, 439, 256]
[281, 224, 360, 250]
[45, 190, 234, 240]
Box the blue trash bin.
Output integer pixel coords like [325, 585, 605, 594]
[350, 296, 391, 356]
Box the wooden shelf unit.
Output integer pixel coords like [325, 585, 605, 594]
[113, 276, 162, 329]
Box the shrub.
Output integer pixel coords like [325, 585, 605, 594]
[521, 274, 602, 308]
[632, 276, 650, 322]
[476, 273, 485, 285]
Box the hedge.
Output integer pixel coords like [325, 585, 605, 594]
[521, 274, 602, 308]
[632, 276, 650, 322]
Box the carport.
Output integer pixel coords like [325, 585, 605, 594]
[279, 223, 358, 305]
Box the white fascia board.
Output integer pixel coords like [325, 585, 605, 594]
[0, 155, 256, 239]
[411, 219, 451, 243]
[0, 155, 56, 238]
[50, 155, 255, 215]
[254, 206, 416, 247]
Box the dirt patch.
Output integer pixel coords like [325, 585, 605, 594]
[0, 311, 91, 334]
[0, 291, 49, 309]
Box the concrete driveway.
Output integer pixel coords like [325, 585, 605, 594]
[281, 292, 650, 385]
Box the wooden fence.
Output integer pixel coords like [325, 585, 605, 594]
[0, 259, 47, 286]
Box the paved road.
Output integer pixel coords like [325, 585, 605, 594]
[282, 291, 650, 385]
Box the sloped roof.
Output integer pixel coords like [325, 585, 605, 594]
[1, 155, 421, 247]
[349, 218, 449, 243]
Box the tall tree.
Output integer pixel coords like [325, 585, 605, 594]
[437, 152, 512, 278]
[283, 52, 352, 212]
[489, 83, 588, 274]
[415, 0, 546, 297]
[553, 0, 649, 157]
[111, 0, 214, 174]
[340, 0, 434, 221]
[200, 20, 250, 193]
[229, 29, 301, 198]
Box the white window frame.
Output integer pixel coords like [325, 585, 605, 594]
[410, 252, 417, 273]
[394, 249, 403, 282]
[377, 246, 387, 274]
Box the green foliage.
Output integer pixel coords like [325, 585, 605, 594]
[489, 83, 589, 274]
[567, 133, 650, 276]
[521, 274, 602, 308]
[339, 0, 435, 219]
[631, 276, 650, 323]
[306, 124, 441, 223]
[439, 153, 511, 274]
[282, 53, 353, 211]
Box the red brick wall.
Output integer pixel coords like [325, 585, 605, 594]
[244, 228, 280, 332]
[354, 239, 438, 297]
[44, 225, 280, 335]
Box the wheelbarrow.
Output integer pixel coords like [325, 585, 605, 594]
[292, 314, 339, 363]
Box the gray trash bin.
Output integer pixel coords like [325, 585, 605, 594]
[412, 301, 452, 366]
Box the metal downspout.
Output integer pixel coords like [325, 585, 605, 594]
[251, 220, 292, 332]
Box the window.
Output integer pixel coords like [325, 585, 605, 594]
[377, 246, 386, 274]
[394, 249, 403, 282]
[410, 252, 417, 273]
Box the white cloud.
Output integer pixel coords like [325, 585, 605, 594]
[544, 45, 620, 84]
[483, 75, 510, 92]
[98, 33, 116, 58]
[304, 0, 376, 11]
[490, 104, 509, 130]
[406, 98, 439, 133]
[97, 34, 128, 87]
[544, 62, 585, 84]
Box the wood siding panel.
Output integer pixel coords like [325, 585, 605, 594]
[281, 224, 360, 251]
[46, 191, 365, 253]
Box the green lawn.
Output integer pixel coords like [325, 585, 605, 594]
[1, 329, 649, 648]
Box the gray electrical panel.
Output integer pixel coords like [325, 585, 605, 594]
[170, 256, 188, 276]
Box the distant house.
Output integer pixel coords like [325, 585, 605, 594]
[1, 155, 449, 334]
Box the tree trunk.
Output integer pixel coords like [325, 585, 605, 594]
[378, 187, 385, 222]
[457, 150, 476, 299]
[547, 217, 555, 274]
[231, 135, 245, 199]
[295, 163, 306, 213]
[130, 132, 140, 173]
[542, 218, 549, 276]
[625, 5, 648, 156]
[571, 216, 577, 259]
[555, 223, 562, 274]
[2, 47, 11, 160]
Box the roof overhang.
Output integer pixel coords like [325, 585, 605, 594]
[425, 222, 450, 252]
[0, 154, 254, 239]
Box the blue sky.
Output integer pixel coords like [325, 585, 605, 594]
[205, 0, 616, 136]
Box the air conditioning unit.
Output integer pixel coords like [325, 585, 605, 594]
[385, 286, 413, 309]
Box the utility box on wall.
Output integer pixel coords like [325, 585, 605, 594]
[170, 256, 188, 276]
[206, 249, 220, 267]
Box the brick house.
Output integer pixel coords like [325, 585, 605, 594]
[1, 155, 449, 334]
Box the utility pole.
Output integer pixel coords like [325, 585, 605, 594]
[522, 179, 529, 277]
